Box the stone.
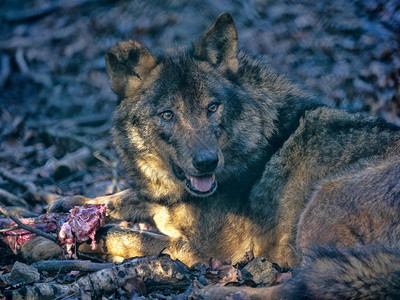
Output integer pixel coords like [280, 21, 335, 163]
[242, 257, 278, 284]
[7, 261, 40, 285]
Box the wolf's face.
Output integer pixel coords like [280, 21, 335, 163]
[145, 61, 228, 197]
[107, 13, 265, 201]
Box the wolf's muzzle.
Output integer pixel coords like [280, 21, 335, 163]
[192, 150, 219, 173]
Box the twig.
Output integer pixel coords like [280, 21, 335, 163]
[0, 225, 20, 233]
[15, 48, 52, 87]
[43, 128, 116, 162]
[0, 187, 29, 207]
[4, 4, 59, 23]
[0, 54, 11, 89]
[75, 123, 111, 135]
[76, 251, 106, 263]
[0, 167, 37, 197]
[93, 151, 120, 193]
[31, 260, 114, 272]
[53, 147, 92, 180]
[0, 144, 43, 160]
[0, 167, 59, 203]
[27, 113, 111, 129]
[0, 204, 57, 243]
[4, 0, 116, 23]
[15, 48, 29, 74]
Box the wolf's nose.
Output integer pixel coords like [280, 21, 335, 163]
[193, 150, 219, 173]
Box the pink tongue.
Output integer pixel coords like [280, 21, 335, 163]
[186, 175, 214, 192]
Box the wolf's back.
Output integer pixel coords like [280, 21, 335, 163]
[278, 245, 400, 299]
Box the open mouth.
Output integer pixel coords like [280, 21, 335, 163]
[171, 162, 218, 197]
[184, 174, 217, 197]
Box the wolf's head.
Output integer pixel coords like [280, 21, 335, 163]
[106, 13, 269, 202]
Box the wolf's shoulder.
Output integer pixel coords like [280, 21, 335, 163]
[301, 106, 400, 133]
[287, 106, 400, 158]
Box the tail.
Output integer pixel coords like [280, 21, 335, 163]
[277, 245, 400, 299]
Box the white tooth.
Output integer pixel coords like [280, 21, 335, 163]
[212, 174, 215, 182]
[190, 178, 194, 186]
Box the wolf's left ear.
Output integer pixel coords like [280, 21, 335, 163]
[105, 40, 156, 98]
[194, 12, 238, 73]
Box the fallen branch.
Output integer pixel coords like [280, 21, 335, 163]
[27, 113, 110, 129]
[31, 260, 114, 272]
[0, 144, 44, 160]
[0, 167, 59, 203]
[6, 255, 191, 299]
[53, 147, 92, 180]
[0, 167, 37, 198]
[43, 128, 116, 162]
[0, 187, 29, 207]
[4, 0, 116, 23]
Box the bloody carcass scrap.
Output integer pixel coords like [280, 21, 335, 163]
[0, 213, 68, 254]
[0, 204, 106, 258]
[59, 204, 107, 257]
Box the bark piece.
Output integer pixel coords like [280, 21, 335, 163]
[6, 255, 191, 299]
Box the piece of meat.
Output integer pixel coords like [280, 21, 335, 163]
[0, 204, 106, 258]
[59, 204, 106, 257]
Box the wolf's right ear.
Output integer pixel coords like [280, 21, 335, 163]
[105, 40, 156, 98]
[194, 12, 238, 73]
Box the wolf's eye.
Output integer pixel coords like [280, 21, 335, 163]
[160, 111, 174, 120]
[208, 103, 219, 113]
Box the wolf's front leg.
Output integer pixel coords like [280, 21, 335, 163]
[79, 225, 198, 265]
[22, 190, 162, 262]
[77, 225, 172, 262]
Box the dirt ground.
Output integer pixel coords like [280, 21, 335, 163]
[0, 0, 399, 298]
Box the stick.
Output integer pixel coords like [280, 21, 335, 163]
[0, 54, 10, 88]
[0, 225, 19, 233]
[15, 48, 29, 74]
[43, 128, 116, 162]
[31, 260, 114, 272]
[27, 113, 110, 129]
[0, 167, 59, 203]
[4, 0, 115, 23]
[0, 204, 57, 243]
[93, 151, 120, 193]
[53, 147, 92, 180]
[76, 251, 106, 263]
[0, 144, 43, 160]
[0, 188, 29, 207]
[0, 167, 38, 197]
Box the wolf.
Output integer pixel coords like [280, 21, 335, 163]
[39, 12, 400, 298]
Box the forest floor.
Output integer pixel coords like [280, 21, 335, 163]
[0, 0, 399, 299]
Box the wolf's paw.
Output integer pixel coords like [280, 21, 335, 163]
[20, 236, 62, 263]
[46, 195, 89, 213]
